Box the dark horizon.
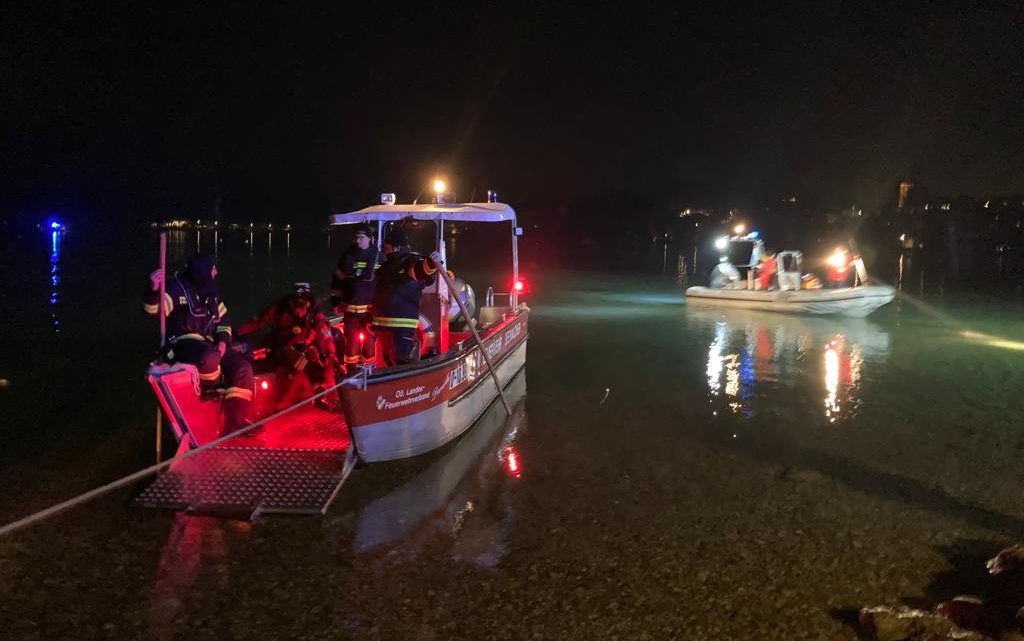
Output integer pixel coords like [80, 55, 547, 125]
[3, 3, 1023, 225]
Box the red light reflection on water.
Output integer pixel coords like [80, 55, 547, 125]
[149, 515, 250, 639]
[503, 446, 522, 478]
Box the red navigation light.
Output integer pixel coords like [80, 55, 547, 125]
[513, 280, 524, 292]
[260, 380, 270, 391]
[358, 331, 365, 343]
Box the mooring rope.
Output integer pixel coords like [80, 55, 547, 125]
[0, 372, 367, 538]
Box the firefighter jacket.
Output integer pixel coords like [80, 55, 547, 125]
[143, 274, 233, 344]
[371, 250, 439, 329]
[330, 244, 380, 313]
[237, 297, 316, 349]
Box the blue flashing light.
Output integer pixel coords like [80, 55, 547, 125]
[47, 218, 65, 231]
[748, 230, 759, 239]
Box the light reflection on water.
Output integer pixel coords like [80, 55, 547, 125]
[691, 308, 889, 424]
[140, 378, 528, 637]
[352, 373, 528, 567]
[823, 335, 863, 423]
[49, 230, 62, 335]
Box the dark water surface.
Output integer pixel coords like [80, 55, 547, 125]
[2, 226, 1024, 639]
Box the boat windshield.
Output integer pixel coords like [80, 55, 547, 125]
[382, 220, 436, 251]
[727, 241, 758, 267]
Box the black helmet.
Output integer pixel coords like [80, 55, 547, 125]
[184, 253, 217, 292]
[385, 227, 409, 247]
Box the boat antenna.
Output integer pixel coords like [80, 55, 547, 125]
[412, 191, 422, 205]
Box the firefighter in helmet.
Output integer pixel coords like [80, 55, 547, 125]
[330, 223, 380, 373]
[144, 253, 254, 436]
[238, 284, 339, 409]
[372, 227, 447, 366]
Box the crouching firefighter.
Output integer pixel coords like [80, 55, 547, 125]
[330, 223, 379, 373]
[238, 285, 339, 409]
[144, 253, 255, 436]
[372, 227, 449, 366]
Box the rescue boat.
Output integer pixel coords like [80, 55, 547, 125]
[329, 197, 529, 462]
[685, 234, 895, 317]
[140, 192, 528, 516]
[685, 285, 896, 317]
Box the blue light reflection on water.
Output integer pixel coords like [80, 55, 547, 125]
[50, 230, 62, 335]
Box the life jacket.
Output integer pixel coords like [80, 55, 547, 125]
[827, 263, 849, 282]
[164, 275, 229, 342]
[238, 295, 318, 348]
[758, 255, 777, 289]
[268, 302, 317, 348]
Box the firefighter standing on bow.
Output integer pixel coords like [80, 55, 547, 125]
[331, 223, 380, 373]
[372, 227, 446, 366]
[143, 253, 254, 436]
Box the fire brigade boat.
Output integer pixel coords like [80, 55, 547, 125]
[139, 197, 528, 517]
[685, 234, 895, 317]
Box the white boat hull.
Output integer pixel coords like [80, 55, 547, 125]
[685, 285, 896, 317]
[342, 311, 529, 462]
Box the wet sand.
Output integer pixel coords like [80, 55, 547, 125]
[3, 235, 1024, 639]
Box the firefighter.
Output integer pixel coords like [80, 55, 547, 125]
[757, 250, 778, 290]
[826, 248, 852, 288]
[372, 227, 446, 366]
[238, 285, 316, 368]
[144, 253, 254, 436]
[330, 223, 380, 373]
[238, 285, 339, 409]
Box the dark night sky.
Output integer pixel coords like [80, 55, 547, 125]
[2, 2, 1022, 223]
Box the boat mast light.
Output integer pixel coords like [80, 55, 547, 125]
[380, 193, 397, 205]
[433, 179, 448, 204]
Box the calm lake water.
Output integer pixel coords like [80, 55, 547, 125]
[1, 225, 1024, 639]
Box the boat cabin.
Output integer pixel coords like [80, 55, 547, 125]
[328, 197, 525, 361]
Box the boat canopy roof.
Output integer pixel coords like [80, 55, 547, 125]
[330, 202, 516, 225]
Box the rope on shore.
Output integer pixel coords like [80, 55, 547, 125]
[0, 372, 367, 538]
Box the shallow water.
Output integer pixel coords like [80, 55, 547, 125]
[1, 227, 1024, 639]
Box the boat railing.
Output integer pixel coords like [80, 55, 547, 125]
[485, 286, 518, 308]
[361, 308, 525, 384]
